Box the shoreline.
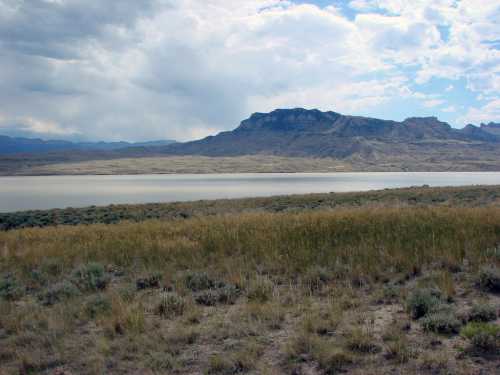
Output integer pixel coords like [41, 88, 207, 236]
[1, 184, 499, 229]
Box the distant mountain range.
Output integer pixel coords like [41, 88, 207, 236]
[1, 108, 500, 174]
[156, 108, 500, 158]
[0, 136, 176, 155]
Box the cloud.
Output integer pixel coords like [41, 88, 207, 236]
[422, 99, 445, 108]
[0, 116, 81, 137]
[457, 99, 500, 125]
[0, 0, 498, 141]
[0, 0, 159, 59]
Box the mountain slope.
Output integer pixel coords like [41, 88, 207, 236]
[0, 135, 176, 155]
[157, 108, 499, 158]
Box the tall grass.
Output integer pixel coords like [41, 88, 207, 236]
[1, 206, 499, 281]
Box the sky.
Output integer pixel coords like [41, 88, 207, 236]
[0, 0, 499, 142]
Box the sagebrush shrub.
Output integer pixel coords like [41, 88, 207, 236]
[461, 322, 500, 354]
[477, 266, 500, 293]
[407, 288, 442, 319]
[194, 284, 239, 306]
[39, 280, 80, 305]
[421, 311, 462, 334]
[85, 294, 112, 318]
[468, 303, 497, 322]
[71, 262, 110, 292]
[184, 271, 216, 291]
[0, 274, 24, 301]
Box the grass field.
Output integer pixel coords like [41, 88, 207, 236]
[0, 186, 499, 374]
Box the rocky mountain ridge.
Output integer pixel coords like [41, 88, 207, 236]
[158, 108, 499, 158]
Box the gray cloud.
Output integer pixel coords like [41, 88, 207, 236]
[0, 0, 159, 58]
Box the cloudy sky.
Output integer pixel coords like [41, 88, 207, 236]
[0, 0, 499, 141]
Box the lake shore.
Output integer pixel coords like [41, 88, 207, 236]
[1, 184, 500, 230]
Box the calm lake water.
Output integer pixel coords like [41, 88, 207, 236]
[1, 172, 500, 213]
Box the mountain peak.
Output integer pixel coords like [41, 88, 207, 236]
[238, 108, 341, 132]
[403, 116, 441, 124]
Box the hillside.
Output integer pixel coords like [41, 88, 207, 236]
[158, 108, 499, 158]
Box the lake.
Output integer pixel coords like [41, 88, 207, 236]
[1, 172, 500, 213]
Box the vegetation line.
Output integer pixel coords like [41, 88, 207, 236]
[1, 184, 499, 231]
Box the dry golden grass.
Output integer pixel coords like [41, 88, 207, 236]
[2, 207, 498, 277]
[0, 204, 499, 374]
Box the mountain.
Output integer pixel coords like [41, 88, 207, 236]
[156, 108, 499, 158]
[2, 109, 500, 174]
[0, 135, 176, 155]
[479, 122, 500, 136]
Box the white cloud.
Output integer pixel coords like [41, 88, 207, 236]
[423, 99, 445, 108]
[0, 116, 81, 136]
[457, 98, 500, 125]
[441, 105, 456, 113]
[248, 75, 410, 114]
[0, 0, 498, 141]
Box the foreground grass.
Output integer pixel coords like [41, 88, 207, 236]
[1, 205, 499, 374]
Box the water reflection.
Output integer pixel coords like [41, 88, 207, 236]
[1, 172, 500, 212]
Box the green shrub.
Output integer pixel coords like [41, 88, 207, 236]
[477, 266, 500, 293]
[0, 274, 24, 301]
[421, 311, 461, 334]
[39, 280, 80, 305]
[71, 262, 110, 292]
[157, 292, 186, 318]
[39, 258, 64, 277]
[468, 304, 497, 323]
[217, 285, 240, 304]
[85, 294, 112, 319]
[29, 258, 64, 287]
[195, 285, 239, 306]
[461, 322, 500, 354]
[184, 271, 216, 292]
[406, 288, 442, 319]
